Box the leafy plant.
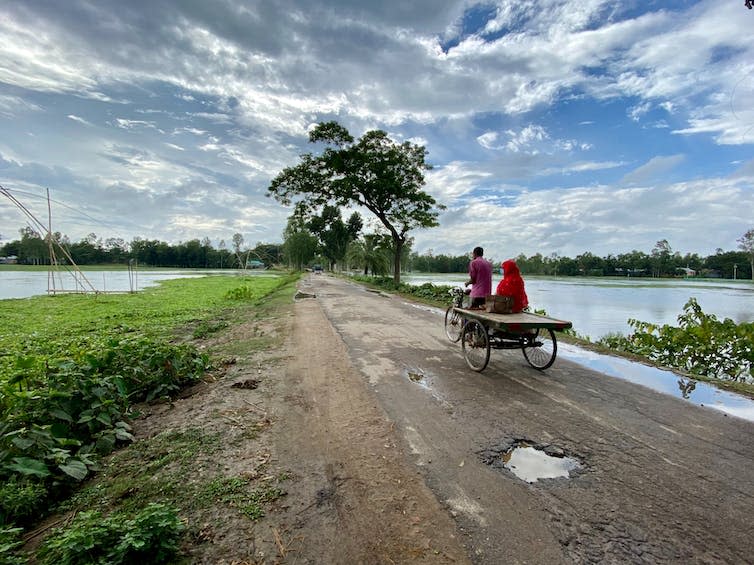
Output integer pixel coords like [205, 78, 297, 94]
[0, 527, 26, 565]
[0, 478, 48, 526]
[37, 503, 183, 565]
[0, 274, 296, 529]
[598, 298, 754, 382]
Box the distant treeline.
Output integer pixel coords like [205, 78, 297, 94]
[1, 228, 751, 279]
[408, 243, 751, 280]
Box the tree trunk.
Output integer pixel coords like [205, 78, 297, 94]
[393, 238, 402, 285]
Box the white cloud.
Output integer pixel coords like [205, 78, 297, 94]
[0, 0, 752, 256]
[67, 114, 92, 126]
[414, 176, 754, 259]
[621, 155, 686, 185]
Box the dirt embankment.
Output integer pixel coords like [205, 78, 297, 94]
[46, 277, 469, 564]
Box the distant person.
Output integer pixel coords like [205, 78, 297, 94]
[495, 259, 529, 313]
[466, 246, 492, 308]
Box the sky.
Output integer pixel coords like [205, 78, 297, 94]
[0, 0, 753, 261]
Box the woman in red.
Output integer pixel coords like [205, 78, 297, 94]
[495, 259, 529, 313]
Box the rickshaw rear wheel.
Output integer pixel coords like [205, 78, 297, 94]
[522, 328, 557, 370]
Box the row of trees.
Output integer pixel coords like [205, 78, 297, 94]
[3, 225, 752, 280]
[409, 237, 754, 280]
[0, 227, 283, 269]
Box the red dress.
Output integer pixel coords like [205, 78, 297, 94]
[495, 260, 528, 313]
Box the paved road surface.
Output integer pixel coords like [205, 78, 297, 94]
[299, 275, 754, 564]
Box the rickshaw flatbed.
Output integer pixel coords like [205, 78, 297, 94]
[452, 308, 572, 332]
[445, 300, 573, 372]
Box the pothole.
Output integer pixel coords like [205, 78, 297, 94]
[405, 369, 432, 390]
[407, 371, 424, 383]
[231, 379, 260, 390]
[479, 438, 581, 483]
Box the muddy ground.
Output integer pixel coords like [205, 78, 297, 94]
[114, 274, 753, 564]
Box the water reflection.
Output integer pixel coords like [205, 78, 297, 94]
[502, 444, 581, 483]
[558, 343, 754, 422]
[677, 378, 696, 399]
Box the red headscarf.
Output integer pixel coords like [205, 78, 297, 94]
[495, 259, 528, 313]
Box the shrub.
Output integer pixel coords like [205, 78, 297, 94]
[0, 335, 210, 525]
[37, 503, 184, 565]
[0, 527, 26, 565]
[598, 298, 754, 382]
[0, 478, 48, 526]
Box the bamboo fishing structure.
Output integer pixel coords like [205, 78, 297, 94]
[0, 184, 137, 295]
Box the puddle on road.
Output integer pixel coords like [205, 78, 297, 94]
[405, 369, 431, 390]
[501, 443, 581, 483]
[480, 439, 582, 483]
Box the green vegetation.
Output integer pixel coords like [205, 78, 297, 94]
[350, 275, 451, 307]
[60, 425, 288, 521]
[0, 273, 297, 563]
[598, 298, 754, 383]
[37, 503, 183, 565]
[197, 476, 286, 520]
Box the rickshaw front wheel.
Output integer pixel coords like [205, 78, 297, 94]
[461, 319, 491, 372]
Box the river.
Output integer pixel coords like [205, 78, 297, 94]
[0, 267, 276, 300]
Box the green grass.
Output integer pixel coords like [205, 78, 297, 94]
[0, 275, 287, 358]
[0, 272, 300, 563]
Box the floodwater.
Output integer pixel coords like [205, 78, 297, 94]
[404, 273, 754, 341]
[0, 268, 276, 300]
[558, 343, 754, 422]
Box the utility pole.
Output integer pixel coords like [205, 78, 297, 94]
[733, 263, 737, 280]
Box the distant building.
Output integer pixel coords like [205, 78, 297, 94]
[246, 259, 266, 269]
[677, 267, 697, 277]
[0, 255, 18, 264]
[614, 267, 646, 277]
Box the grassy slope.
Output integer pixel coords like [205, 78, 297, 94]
[1, 273, 299, 562]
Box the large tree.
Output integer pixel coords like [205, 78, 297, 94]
[737, 228, 754, 280]
[268, 121, 444, 283]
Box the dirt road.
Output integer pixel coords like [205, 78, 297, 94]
[271, 274, 754, 564]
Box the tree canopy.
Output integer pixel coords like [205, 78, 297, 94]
[268, 121, 444, 283]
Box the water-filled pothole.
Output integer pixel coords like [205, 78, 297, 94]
[405, 370, 432, 390]
[480, 439, 581, 483]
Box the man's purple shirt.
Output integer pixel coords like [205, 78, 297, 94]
[468, 256, 492, 298]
